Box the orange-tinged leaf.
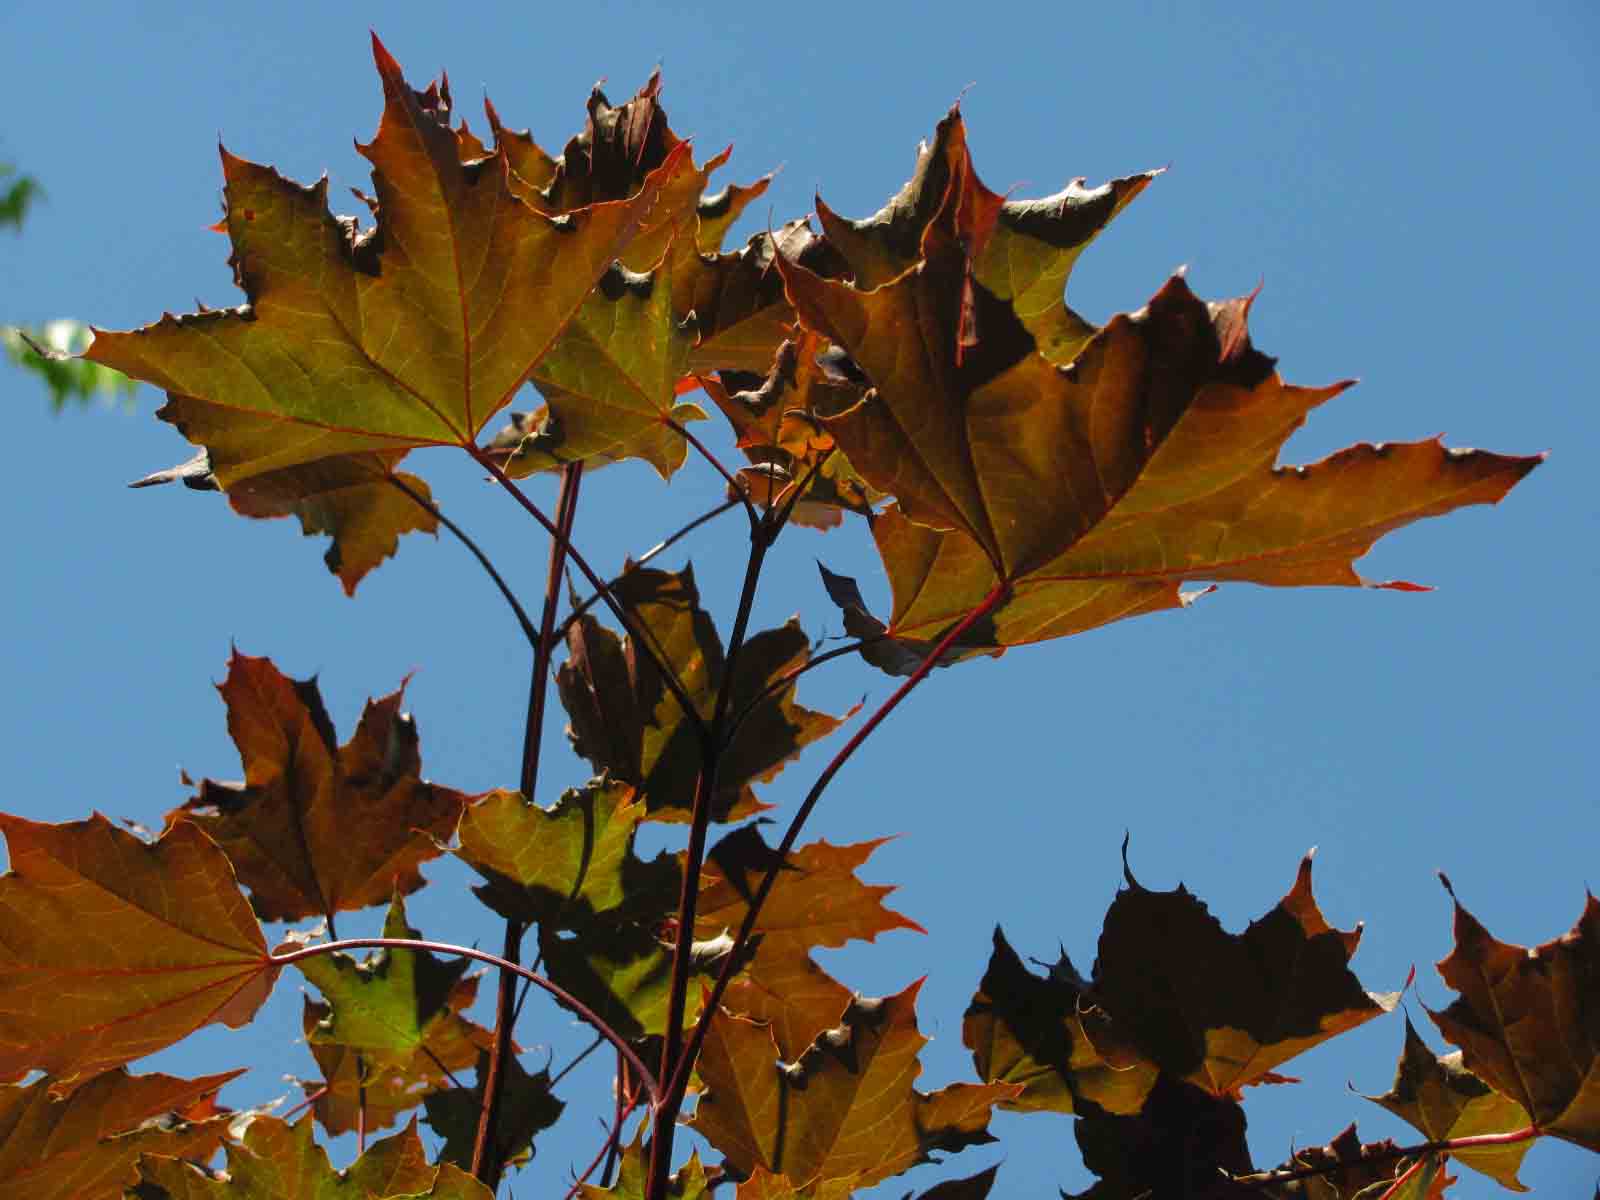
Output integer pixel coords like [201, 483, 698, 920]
[88, 37, 693, 491]
[734, 1166, 862, 1200]
[813, 105, 1155, 364]
[129, 1114, 470, 1198]
[557, 568, 845, 822]
[963, 926, 1156, 1116]
[169, 652, 468, 923]
[696, 827, 922, 1058]
[0, 814, 275, 1088]
[690, 981, 1020, 1189]
[1426, 882, 1600, 1151]
[805, 270, 1538, 667]
[1089, 849, 1397, 1098]
[0, 1067, 237, 1200]
[1366, 1015, 1532, 1190]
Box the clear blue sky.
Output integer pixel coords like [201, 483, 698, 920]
[3, 4, 1595, 1196]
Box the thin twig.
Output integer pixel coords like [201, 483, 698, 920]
[721, 637, 885, 747]
[419, 1043, 466, 1090]
[768, 447, 835, 536]
[554, 497, 741, 643]
[550, 1034, 606, 1090]
[561, 1086, 643, 1200]
[474, 463, 584, 1189]
[355, 1053, 367, 1154]
[471, 448, 708, 742]
[665, 416, 758, 529]
[665, 581, 1012, 1108]
[1231, 1125, 1537, 1192]
[269, 937, 659, 1105]
[388, 473, 539, 650]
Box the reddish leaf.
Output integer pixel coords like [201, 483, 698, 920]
[1088, 849, 1397, 1098]
[690, 981, 1021, 1189]
[0, 1067, 237, 1200]
[1366, 1015, 1533, 1190]
[170, 651, 468, 922]
[0, 814, 275, 1087]
[557, 567, 845, 822]
[697, 826, 923, 1058]
[1426, 881, 1600, 1151]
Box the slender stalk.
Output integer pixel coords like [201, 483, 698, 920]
[473, 463, 584, 1189]
[550, 1033, 605, 1090]
[562, 1081, 643, 1200]
[555, 497, 740, 643]
[600, 1053, 628, 1189]
[269, 937, 659, 1104]
[641, 527, 790, 1200]
[419, 1043, 466, 1090]
[664, 581, 1011, 1109]
[471, 448, 708, 742]
[387, 474, 539, 650]
[1232, 1125, 1538, 1191]
[664, 415, 758, 530]
[721, 637, 885, 747]
[1373, 1155, 1431, 1200]
[281, 1085, 328, 1124]
[355, 1056, 367, 1154]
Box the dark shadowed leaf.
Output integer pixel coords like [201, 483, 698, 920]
[1254, 1124, 1453, 1200]
[1089, 849, 1397, 1098]
[1367, 1015, 1532, 1189]
[904, 1162, 1000, 1200]
[0, 814, 275, 1088]
[423, 1050, 563, 1176]
[169, 651, 467, 923]
[963, 926, 1155, 1116]
[557, 567, 845, 822]
[691, 981, 1021, 1188]
[0, 1067, 236, 1200]
[1426, 882, 1600, 1152]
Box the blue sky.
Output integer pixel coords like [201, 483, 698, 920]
[3, 3, 1596, 1196]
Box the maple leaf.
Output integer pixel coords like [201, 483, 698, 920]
[0, 814, 275, 1088]
[906, 1163, 1001, 1200]
[93, 37, 693, 578]
[423, 1050, 563, 1176]
[1425, 880, 1600, 1151]
[293, 895, 490, 1075]
[1065, 1074, 1253, 1200]
[733, 1167, 862, 1200]
[0, 1067, 237, 1200]
[556, 567, 846, 822]
[169, 651, 468, 923]
[129, 1114, 492, 1199]
[786, 173, 1540, 666]
[1365, 1015, 1533, 1190]
[1258, 1124, 1456, 1200]
[690, 981, 1021, 1189]
[812, 105, 1157, 363]
[963, 926, 1156, 1117]
[579, 1140, 712, 1199]
[1088, 848, 1397, 1098]
[454, 779, 664, 927]
[696, 825, 923, 1059]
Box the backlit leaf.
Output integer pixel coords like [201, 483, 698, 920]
[294, 895, 480, 1071]
[1426, 882, 1600, 1151]
[578, 1140, 711, 1199]
[786, 183, 1539, 667]
[557, 567, 845, 822]
[734, 1167, 862, 1200]
[0, 1067, 236, 1200]
[0, 814, 275, 1087]
[690, 981, 1021, 1189]
[131, 452, 439, 596]
[422, 1050, 563, 1176]
[1088, 849, 1396, 1098]
[963, 926, 1156, 1116]
[1367, 1015, 1532, 1189]
[697, 826, 922, 1058]
[169, 651, 467, 923]
[129, 1114, 468, 1198]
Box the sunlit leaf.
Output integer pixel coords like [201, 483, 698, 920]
[0, 814, 275, 1088]
[963, 926, 1156, 1116]
[697, 826, 922, 1058]
[169, 651, 468, 923]
[734, 1167, 862, 1200]
[1426, 882, 1600, 1151]
[1089, 849, 1397, 1098]
[578, 1140, 711, 1199]
[423, 1050, 563, 1176]
[128, 1114, 477, 1198]
[0, 1067, 236, 1200]
[690, 981, 1020, 1188]
[557, 567, 845, 822]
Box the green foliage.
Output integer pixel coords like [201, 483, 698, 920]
[0, 33, 1569, 1200]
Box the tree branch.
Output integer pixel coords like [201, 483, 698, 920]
[665, 415, 758, 530]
